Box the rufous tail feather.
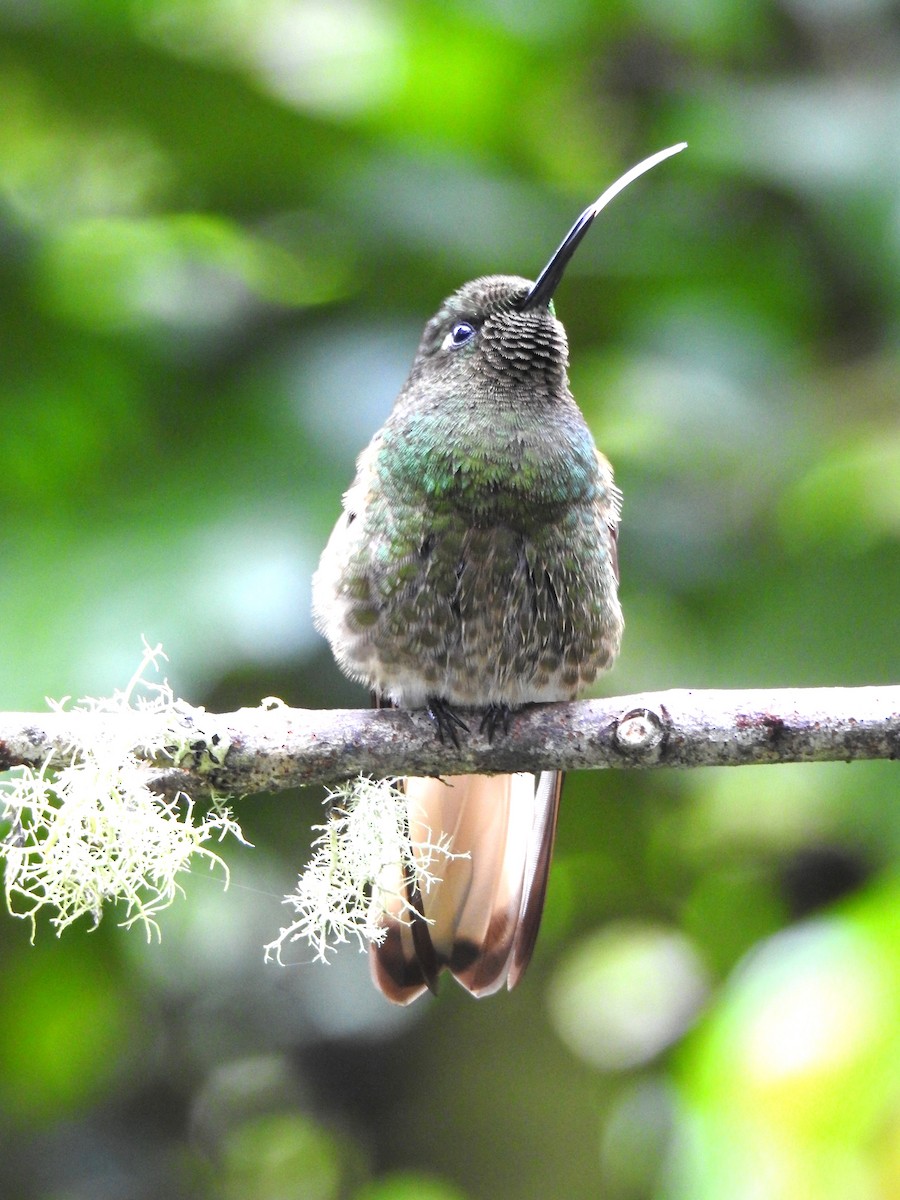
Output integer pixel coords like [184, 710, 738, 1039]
[370, 770, 562, 1005]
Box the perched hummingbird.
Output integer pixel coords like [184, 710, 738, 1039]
[313, 144, 686, 1004]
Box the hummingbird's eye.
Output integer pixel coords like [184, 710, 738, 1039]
[443, 321, 477, 350]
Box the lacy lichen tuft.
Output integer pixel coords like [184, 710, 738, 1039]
[265, 776, 466, 965]
[0, 642, 247, 941]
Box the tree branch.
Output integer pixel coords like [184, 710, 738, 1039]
[1, 686, 898, 798]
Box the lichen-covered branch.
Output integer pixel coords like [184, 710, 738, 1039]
[1, 686, 898, 798]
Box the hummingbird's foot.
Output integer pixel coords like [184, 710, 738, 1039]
[426, 696, 470, 748]
[479, 703, 513, 743]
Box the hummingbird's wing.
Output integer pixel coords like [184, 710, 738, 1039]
[369, 770, 562, 1004]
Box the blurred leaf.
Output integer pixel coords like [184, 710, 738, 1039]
[668, 877, 900, 1200]
[781, 429, 900, 551]
[548, 922, 710, 1071]
[355, 1173, 470, 1200]
[36, 212, 351, 333]
[219, 1112, 345, 1200]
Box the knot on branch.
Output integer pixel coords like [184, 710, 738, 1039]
[613, 706, 666, 762]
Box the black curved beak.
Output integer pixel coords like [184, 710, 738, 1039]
[521, 142, 687, 311]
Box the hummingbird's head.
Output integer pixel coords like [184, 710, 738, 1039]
[405, 274, 572, 404]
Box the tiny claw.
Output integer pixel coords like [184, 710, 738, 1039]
[479, 703, 513, 743]
[426, 696, 470, 748]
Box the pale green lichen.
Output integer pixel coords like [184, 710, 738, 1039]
[0, 641, 247, 942]
[265, 776, 465, 965]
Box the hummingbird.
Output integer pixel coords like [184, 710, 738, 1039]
[313, 144, 686, 1004]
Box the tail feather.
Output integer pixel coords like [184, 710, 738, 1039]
[369, 907, 435, 1005]
[509, 768, 563, 989]
[369, 770, 562, 1004]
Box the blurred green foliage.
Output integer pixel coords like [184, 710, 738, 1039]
[1, 1, 899, 1197]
